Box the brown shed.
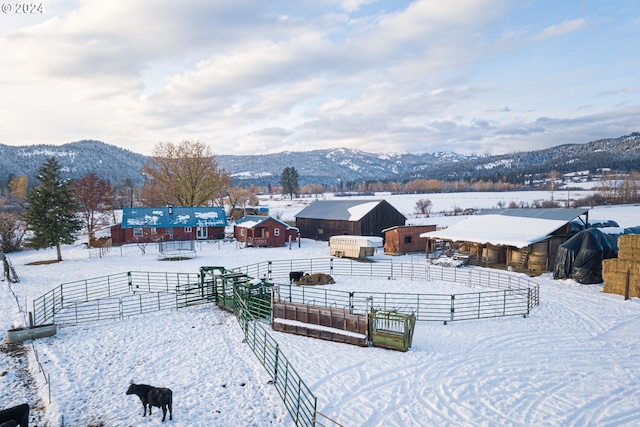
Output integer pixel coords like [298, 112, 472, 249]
[383, 225, 437, 255]
[295, 199, 407, 241]
[234, 215, 299, 247]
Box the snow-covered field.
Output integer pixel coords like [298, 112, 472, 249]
[2, 192, 640, 426]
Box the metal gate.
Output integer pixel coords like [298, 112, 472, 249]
[369, 309, 416, 352]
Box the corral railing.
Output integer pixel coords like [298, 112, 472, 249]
[235, 293, 318, 427]
[32, 271, 199, 326]
[32, 260, 539, 327]
[230, 258, 540, 322]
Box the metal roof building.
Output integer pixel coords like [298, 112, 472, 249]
[295, 199, 406, 241]
[121, 206, 227, 229]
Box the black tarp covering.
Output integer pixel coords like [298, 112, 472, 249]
[552, 228, 618, 284]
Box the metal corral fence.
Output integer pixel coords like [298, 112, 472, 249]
[32, 271, 199, 326]
[235, 295, 318, 427]
[230, 258, 540, 322]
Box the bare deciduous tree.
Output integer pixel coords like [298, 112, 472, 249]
[141, 141, 230, 207]
[72, 173, 114, 241]
[0, 212, 26, 253]
[415, 198, 433, 216]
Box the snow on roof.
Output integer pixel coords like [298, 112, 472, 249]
[236, 220, 260, 228]
[295, 199, 389, 221]
[347, 201, 380, 221]
[234, 215, 294, 229]
[121, 207, 227, 228]
[420, 214, 569, 248]
[329, 235, 384, 247]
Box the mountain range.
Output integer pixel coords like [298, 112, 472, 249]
[1, 133, 639, 188]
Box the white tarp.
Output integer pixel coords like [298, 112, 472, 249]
[420, 214, 568, 248]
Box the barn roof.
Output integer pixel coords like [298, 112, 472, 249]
[420, 214, 572, 248]
[295, 199, 405, 221]
[477, 208, 589, 222]
[121, 207, 227, 229]
[235, 215, 296, 230]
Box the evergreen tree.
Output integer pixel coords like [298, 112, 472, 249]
[23, 157, 82, 261]
[280, 166, 300, 200]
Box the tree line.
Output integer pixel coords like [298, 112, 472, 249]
[2, 139, 639, 262]
[0, 140, 306, 261]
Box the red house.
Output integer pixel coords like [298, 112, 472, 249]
[111, 206, 228, 246]
[234, 215, 298, 247]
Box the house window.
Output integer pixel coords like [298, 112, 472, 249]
[166, 228, 173, 237]
[274, 228, 280, 236]
[240, 229, 245, 236]
[150, 227, 157, 235]
[404, 236, 412, 244]
[185, 227, 192, 233]
[133, 228, 143, 237]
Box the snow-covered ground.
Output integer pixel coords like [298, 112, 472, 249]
[2, 192, 640, 426]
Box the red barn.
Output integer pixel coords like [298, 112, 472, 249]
[234, 215, 298, 247]
[383, 225, 437, 255]
[111, 206, 228, 246]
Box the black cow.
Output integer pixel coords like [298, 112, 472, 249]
[126, 383, 173, 422]
[289, 271, 305, 284]
[0, 403, 29, 427]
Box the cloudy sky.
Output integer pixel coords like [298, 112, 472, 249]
[1, 0, 638, 156]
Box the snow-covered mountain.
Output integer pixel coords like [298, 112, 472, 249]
[0, 133, 638, 188]
[0, 140, 147, 186]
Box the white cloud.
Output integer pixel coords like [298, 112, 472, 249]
[0, 1, 638, 157]
[531, 18, 586, 41]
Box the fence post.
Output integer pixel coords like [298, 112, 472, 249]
[450, 294, 455, 323]
[503, 290, 507, 316]
[274, 344, 280, 386]
[625, 269, 631, 300]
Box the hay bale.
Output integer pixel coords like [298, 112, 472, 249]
[603, 258, 640, 275]
[297, 273, 336, 286]
[617, 234, 640, 261]
[602, 258, 640, 297]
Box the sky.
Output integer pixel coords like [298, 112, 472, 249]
[2, 194, 640, 426]
[0, 0, 639, 157]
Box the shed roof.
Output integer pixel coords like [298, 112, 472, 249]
[121, 207, 227, 229]
[477, 208, 589, 222]
[234, 215, 296, 230]
[295, 199, 405, 221]
[420, 214, 570, 248]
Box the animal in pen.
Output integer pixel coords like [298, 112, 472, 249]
[0, 403, 29, 427]
[289, 271, 306, 283]
[126, 383, 173, 422]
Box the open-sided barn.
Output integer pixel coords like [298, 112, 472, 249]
[421, 208, 589, 272]
[295, 199, 407, 241]
[234, 215, 298, 247]
[110, 206, 227, 246]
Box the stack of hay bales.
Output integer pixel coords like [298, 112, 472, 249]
[603, 234, 640, 297]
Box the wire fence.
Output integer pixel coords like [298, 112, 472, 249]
[88, 238, 112, 259]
